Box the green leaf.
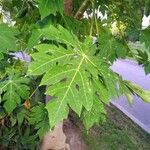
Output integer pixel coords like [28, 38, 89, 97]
[29, 104, 50, 138]
[17, 111, 25, 126]
[0, 52, 4, 61]
[120, 81, 134, 104]
[10, 116, 17, 126]
[28, 44, 73, 75]
[144, 62, 150, 74]
[125, 81, 150, 103]
[125, 93, 133, 104]
[27, 29, 43, 49]
[35, 0, 64, 19]
[0, 74, 30, 112]
[140, 27, 150, 51]
[45, 100, 69, 128]
[97, 30, 127, 62]
[0, 23, 19, 52]
[28, 24, 80, 48]
[28, 25, 120, 128]
[82, 97, 106, 130]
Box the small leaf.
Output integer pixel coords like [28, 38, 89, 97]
[140, 27, 150, 51]
[0, 23, 19, 52]
[0, 74, 30, 112]
[125, 81, 150, 103]
[125, 93, 133, 104]
[35, 0, 64, 19]
[29, 103, 50, 138]
[144, 62, 150, 74]
[0, 53, 4, 60]
[10, 116, 17, 126]
[27, 29, 43, 49]
[97, 30, 127, 62]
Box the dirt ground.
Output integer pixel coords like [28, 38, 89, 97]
[40, 116, 87, 150]
[63, 119, 87, 150]
[40, 104, 150, 150]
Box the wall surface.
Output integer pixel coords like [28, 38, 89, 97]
[111, 59, 150, 133]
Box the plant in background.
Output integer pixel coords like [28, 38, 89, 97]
[0, 0, 150, 149]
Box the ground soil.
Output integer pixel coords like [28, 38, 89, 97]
[63, 119, 87, 150]
[41, 104, 150, 150]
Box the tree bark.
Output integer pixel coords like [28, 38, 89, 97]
[64, 0, 73, 16]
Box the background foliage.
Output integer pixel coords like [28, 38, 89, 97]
[0, 0, 150, 149]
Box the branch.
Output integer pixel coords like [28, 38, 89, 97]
[74, 0, 90, 20]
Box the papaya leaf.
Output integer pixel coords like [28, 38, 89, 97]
[125, 81, 150, 103]
[0, 52, 4, 61]
[97, 30, 127, 62]
[125, 93, 133, 104]
[0, 74, 30, 112]
[29, 104, 50, 138]
[140, 27, 150, 51]
[35, 0, 64, 19]
[82, 97, 106, 130]
[0, 23, 19, 52]
[28, 25, 120, 128]
[144, 62, 150, 74]
[27, 24, 80, 49]
[27, 29, 43, 49]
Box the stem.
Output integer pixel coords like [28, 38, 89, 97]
[74, 0, 90, 20]
[90, 17, 94, 36]
[91, 0, 99, 37]
[28, 85, 39, 100]
[94, 12, 99, 37]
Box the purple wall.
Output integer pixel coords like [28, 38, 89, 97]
[111, 59, 150, 133]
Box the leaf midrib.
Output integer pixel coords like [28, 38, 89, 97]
[51, 55, 85, 124]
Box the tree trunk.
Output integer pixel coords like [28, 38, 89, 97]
[64, 0, 73, 16]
